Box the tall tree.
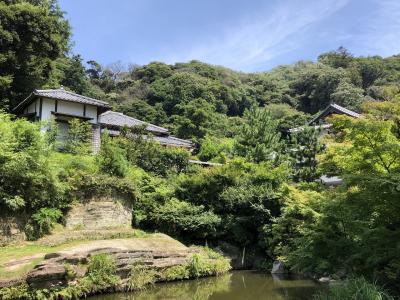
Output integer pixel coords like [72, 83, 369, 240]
[234, 107, 282, 163]
[0, 0, 70, 109]
[289, 126, 325, 182]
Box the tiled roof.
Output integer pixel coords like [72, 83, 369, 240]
[319, 175, 343, 186]
[189, 159, 223, 166]
[331, 103, 361, 118]
[103, 128, 193, 149]
[152, 135, 193, 148]
[99, 111, 169, 134]
[309, 103, 360, 124]
[14, 88, 110, 111]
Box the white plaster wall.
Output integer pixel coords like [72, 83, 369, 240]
[26, 100, 38, 115]
[57, 100, 84, 117]
[86, 105, 98, 124]
[41, 98, 55, 121]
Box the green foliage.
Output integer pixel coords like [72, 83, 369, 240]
[26, 208, 63, 240]
[160, 264, 190, 281]
[0, 283, 30, 300]
[330, 81, 364, 110]
[318, 47, 355, 69]
[313, 277, 394, 300]
[83, 253, 120, 291]
[149, 198, 221, 241]
[321, 115, 400, 175]
[70, 172, 136, 200]
[117, 131, 190, 176]
[127, 262, 157, 291]
[0, 0, 70, 109]
[97, 133, 129, 177]
[234, 107, 282, 163]
[63, 118, 92, 154]
[289, 126, 325, 182]
[266, 103, 309, 131]
[173, 159, 289, 247]
[0, 112, 63, 213]
[197, 135, 233, 163]
[187, 250, 231, 278]
[269, 114, 400, 295]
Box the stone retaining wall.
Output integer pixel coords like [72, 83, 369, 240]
[65, 197, 132, 230]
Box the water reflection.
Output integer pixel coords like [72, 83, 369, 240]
[91, 271, 321, 300]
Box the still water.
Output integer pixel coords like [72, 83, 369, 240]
[90, 271, 322, 300]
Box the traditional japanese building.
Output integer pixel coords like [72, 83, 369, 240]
[13, 88, 193, 152]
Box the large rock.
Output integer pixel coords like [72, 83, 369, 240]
[271, 260, 286, 274]
[27, 262, 67, 289]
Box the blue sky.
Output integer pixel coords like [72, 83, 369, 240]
[59, 0, 400, 72]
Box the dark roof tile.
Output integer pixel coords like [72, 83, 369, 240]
[14, 88, 110, 111]
[99, 111, 169, 134]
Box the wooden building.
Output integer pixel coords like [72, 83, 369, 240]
[13, 88, 193, 152]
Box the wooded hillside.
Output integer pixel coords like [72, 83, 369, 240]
[1, 1, 400, 299]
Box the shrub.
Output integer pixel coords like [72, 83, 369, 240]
[117, 132, 190, 176]
[70, 173, 136, 200]
[161, 264, 190, 281]
[25, 208, 63, 240]
[127, 262, 157, 291]
[313, 277, 394, 300]
[63, 118, 92, 154]
[188, 248, 231, 278]
[0, 112, 62, 213]
[97, 133, 129, 177]
[79, 253, 120, 295]
[149, 198, 221, 241]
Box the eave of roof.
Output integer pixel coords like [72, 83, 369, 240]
[309, 103, 360, 125]
[13, 89, 110, 112]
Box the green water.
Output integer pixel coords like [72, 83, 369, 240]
[90, 271, 322, 300]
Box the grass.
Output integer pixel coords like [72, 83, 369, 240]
[0, 241, 85, 280]
[313, 277, 394, 300]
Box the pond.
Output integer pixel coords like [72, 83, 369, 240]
[90, 270, 323, 300]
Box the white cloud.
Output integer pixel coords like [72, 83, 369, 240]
[165, 0, 350, 71]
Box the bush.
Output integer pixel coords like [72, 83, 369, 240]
[79, 253, 120, 295]
[63, 118, 92, 154]
[117, 132, 190, 176]
[149, 198, 221, 241]
[127, 262, 157, 291]
[25, 208, 63, 240]
[187, 248, 231, 278]
[70, 173, 136, 200]
[97, 133, 129, 177]
[197, 135, 233, 163]
[313, 277, 394, 300]
[160, 264, 190, 281]
[0, 113, 62, 213]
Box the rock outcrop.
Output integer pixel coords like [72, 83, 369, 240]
[65, 197, 132, 230]
[12, 235, 191, 290]
[271, 260, 286, 274]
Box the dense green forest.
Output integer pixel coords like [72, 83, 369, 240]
[1, 0, 400, 299]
